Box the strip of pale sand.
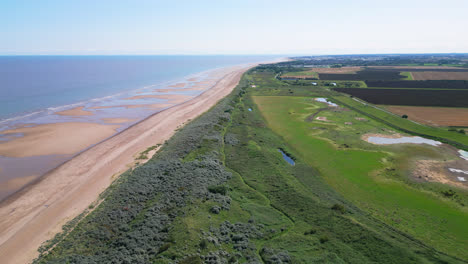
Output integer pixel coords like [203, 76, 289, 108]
[169, 82, 186, 88]
[124, 94, 194, 104]
[0, 122, 120, 158]
[0, 64, 256, 264]
[55, 106, 93, 116]
[91, 103, 174, 110]
[101, 118, 135, 124]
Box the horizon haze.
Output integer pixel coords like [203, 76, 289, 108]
[1, 0, 467, 55]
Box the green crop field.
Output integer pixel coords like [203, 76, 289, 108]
[282, 70, 319, 78]
[400, 71, 414, 80]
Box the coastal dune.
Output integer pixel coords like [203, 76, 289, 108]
[0, 64, 253, 264]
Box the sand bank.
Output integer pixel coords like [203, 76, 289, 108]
[124, 94, 194, 104]
[55, 106, 93, 116]
[169, 83, 186, 88]
[0, 122, 120, 158]
[0, 64, 256, 264]
[101, 118, 135, 124]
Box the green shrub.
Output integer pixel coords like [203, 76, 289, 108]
[331, 203, 346, 214]
[319, 235, 329, 243]
[208, 185, 228, 195]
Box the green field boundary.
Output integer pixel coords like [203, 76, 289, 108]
[330, 96, 468, 151]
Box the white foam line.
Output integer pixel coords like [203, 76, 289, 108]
[0, 110, 45, 125]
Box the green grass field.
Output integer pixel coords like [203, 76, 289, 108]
[282, 70, 319, 78]
[253, 95, 468, 258]
[400, 71, 414, 80]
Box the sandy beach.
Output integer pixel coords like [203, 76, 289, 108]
[0, 64, 255, 264]
[0, 122, 120, 158]
[101, 118, 135, 124]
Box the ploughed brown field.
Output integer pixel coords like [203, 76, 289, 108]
[306, 66, 361, 74]
[384, 105, 468, 127]
[368, 66, 463, 70]
[411, 71, 468, 80]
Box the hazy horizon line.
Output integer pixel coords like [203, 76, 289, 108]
[0, 52, 467, 57]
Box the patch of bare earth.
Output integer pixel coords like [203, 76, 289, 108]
[413, 160, 467, 189]
[316, 116, 330, 122]
[307, 67, 361, 74]
[411, 71, 468, 80]
[384, 105, 468, 127]
[368, 66, 463, 70]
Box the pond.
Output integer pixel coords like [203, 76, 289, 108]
[366, 136, 441, 146]
[459, 150, 468, 161]
[278, 149, 295, 165]
[315, 98, 338, 107]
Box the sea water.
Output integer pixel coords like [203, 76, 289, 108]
[0, 55, 279, 200]
[0, 55, 277, 122]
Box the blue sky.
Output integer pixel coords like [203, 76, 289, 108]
[1, 0, 467, 55]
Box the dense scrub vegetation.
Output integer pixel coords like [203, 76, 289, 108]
[35, 64, 467, 263]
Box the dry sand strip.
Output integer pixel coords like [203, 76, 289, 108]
[0, 64, 255, 264]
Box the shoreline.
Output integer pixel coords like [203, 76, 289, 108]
[0, 63, 259, 264]
[0, 64, 244, 200]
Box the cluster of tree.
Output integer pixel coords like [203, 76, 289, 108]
[277, 54, 468, 67]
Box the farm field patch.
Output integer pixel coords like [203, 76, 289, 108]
[282, 70, 319, 79]
[304, 67, 361, 74]
[368, 66, 468, 71]
[411, 71, 468, 80]
[334, 88, 468, 107]
[319, 69, 404, 80]
[365, 80, 468, 89]
[384, 105, 468, 127]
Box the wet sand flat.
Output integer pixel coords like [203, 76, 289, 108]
[124, 94, 194, 103]
[101, 118, 135, 124]
[169, 83, 186, 88]
[0, 122, 120, 157]
[55, 106, 93, 116]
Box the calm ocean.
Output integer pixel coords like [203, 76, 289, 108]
[0, 55, 277, 120]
